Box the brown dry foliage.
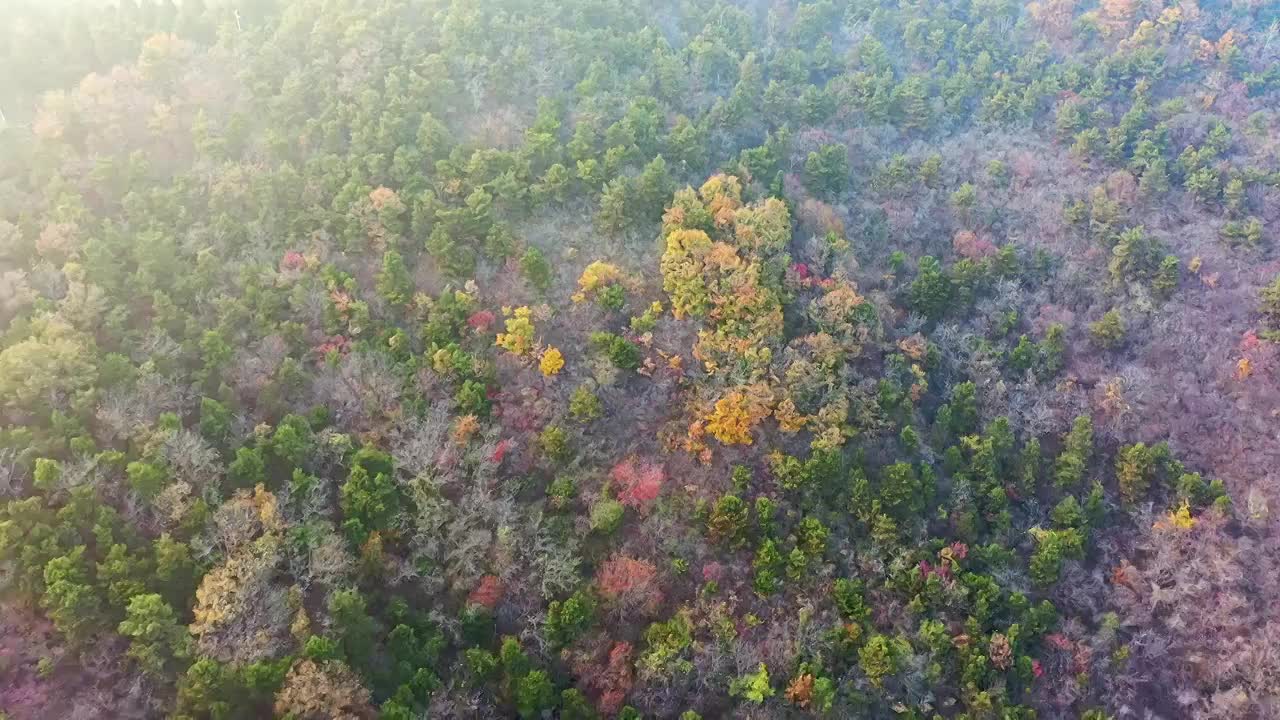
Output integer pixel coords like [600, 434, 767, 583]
[273, 659, 374, 720]
[1108, 510, 1280, 717]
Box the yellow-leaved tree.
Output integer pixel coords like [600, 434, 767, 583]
[540, 346, 565, 376]
[704, 386, 773, 446]
[189, 486, 290, 662]
[573, 261, 624, 303]
[658, 174, 795, 460]
[495, 306, 536, 356]
[660, 229, 714, 319]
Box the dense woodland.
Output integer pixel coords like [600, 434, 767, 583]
[1, 0, 1279, 718]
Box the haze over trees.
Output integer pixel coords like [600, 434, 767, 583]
[1, 0, 1279, 718]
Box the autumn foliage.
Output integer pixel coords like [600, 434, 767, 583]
[596, 554, 662, 615]
[3, 0, 1277, 717]
[611, 458, 664, 513]
[468, 574, 504, 609]
[539, 346, 565, 376]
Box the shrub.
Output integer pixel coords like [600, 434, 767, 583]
[729, 663, 774, 703]
[707, 494, 749, 547]
[228, 446, 267, 489]
[340, 461, 399, 539]
[589, 331, 642, 370]
[1260, 274, 1280, 335]
[1116, 442, 1165, 504]
[520, 247, 553, 291]
[539, 425, 570, 462]
[803, 144, 849, 195]
[833, 578, 869, 620]
[1088, 310, 1125, 349]
[544, 590, 596, 647]
[589, 499, 625, 533]
[859, 634, 906, 686]
[752, 539, 783, 595]
[515, 670, 555, 719]
[569, 385, 602, 422]
[1029, 527, 1084, 586]
[1054, 416, 1093, 488]
[119, 593, 191, 677]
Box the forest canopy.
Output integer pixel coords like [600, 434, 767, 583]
[1, 0, 1280, 719]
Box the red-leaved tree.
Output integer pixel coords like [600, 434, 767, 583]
[611, 458, 664, 514]
[597, 554, 662, 616]
[467, 575, 503, 609]
[568, 639, 636, 717]
[596, 642, 635, 716]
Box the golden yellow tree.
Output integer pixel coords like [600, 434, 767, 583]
[540, 346, 565, 376]
[732, 197, 791, 255]
[495, 306, 535, 356]
[660, 229, 714, 319]
[699, 173, 743, 225]
[573, 261, 624, 303]
[704, 386, 772, 446]
[189, 533, 287, 662]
